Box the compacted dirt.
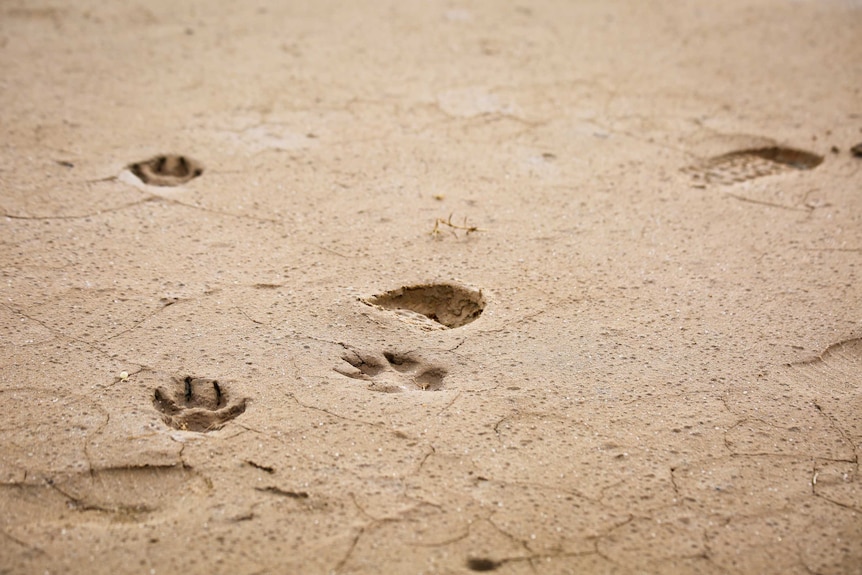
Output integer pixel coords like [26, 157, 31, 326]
[1, 1, 861, 573]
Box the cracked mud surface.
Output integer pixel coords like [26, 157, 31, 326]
[1, 1, 861, 574]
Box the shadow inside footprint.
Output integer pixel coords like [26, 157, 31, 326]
[361, 283, 485, 331]
[334, 350, 446, 392]
[684, 145, 823, 185]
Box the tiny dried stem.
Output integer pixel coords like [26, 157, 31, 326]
[430, 213, 486, 239]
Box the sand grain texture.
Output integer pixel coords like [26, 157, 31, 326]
[1, 0, 861, 573]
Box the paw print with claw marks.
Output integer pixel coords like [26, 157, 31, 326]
[153, 375, 247, 432]
[334, 349, 447, 393]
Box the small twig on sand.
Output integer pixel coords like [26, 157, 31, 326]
[430, 213, 486, 239]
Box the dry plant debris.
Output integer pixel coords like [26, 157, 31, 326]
[430, 213, 486, 239]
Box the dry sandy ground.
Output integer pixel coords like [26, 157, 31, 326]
[2, 0, 862, 573]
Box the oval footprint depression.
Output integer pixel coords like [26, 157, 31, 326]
[361, 282, 486, 331]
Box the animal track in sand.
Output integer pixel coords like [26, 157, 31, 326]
[361, 283, 485, 331]
[792, 336, 862, 367]
[466, 557, 502, 571]
[153, 375, 247, 432]
[334, 349, 447, 393]
[128, 154, 203, 186]
[684, 146, 823, 185]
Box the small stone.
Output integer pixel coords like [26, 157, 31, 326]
[851, 142, 862, 158]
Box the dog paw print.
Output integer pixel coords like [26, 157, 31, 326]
[153, 376, 247, 432]
[128, 154, 203, 186]
[334, 349, 446, 393]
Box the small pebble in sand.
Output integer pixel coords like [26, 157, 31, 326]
[851, 142, 862, 158]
